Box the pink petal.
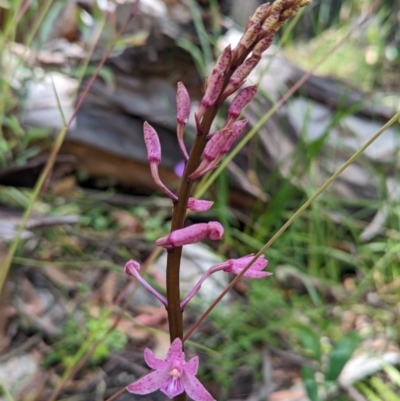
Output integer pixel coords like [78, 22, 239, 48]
[188, 198, 214, 212]
[160, 376, 185, 399]
[126, 368, 169, 395]
[143, 122, 161, 164]
[124, 260, 141, 276]
[185, 356, 199, 376]
[181, 371, 215, 401]
[207, 221, 224, 240]
[144, 348, 169, 370]
[174, 161, 185, 177]
[166, 338, 185, 362]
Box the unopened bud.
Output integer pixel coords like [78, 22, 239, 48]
[156, 221, 224, 249]
[298, 0, 312, 7]
[252, 36, 273, 59]
[270, 0, 284, 14]
[260, 12, 280, 37]
[213, 45, 232, 75]
[176, 82, 190, 125]
[228, 86, 258, 121]
[221, 119, 248, 153]
[238, 22, 261, 51]
[201, 70, 224, 109]
[143, 122, 161, 164]
[223, 57, 259, 97]
[250, 3, 271, 25]
[203, 127, 232, 161]
[281, 4, 300, 20]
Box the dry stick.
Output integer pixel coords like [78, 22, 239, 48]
[185, 0, 383, 342]
[0, 0, 140, 294]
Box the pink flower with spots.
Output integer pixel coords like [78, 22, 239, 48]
[127, 338, 215, 401]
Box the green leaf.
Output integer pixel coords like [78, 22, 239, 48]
[325, 332, 360, 382]
[302, 366, 319, 401]
[293, 324, 321, 361]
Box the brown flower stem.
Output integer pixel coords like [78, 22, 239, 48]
[166, 106, 219, 343]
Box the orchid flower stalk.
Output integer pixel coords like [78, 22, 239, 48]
[122, 2, 312, 400]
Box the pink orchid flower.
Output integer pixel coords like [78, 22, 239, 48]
[127, 338, 215, 401]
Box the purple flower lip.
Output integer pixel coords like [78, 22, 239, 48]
[127, 338, 215, 401]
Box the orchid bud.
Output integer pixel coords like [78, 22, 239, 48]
[144, 122, 177, 201]
[281, 4, 300, 20]
[270, 0, 284, 14]
[207, 221, 224, 240]
[124, 259, 141, 276]
[221, 119, 248, 153]
[156, 221, 224, 249]
[176, 82, 191, 159]
[252, 36, 273, 59]
[237, 22, 260, 51]
[124, 260, 168, 306]
[188, 198, 214, 212]
[201, 71, 224, 109]
[298, 0, 312, 6]
[260, 12, 280, 37]
[223, 57, 258, 97]
[228, 86, 258, 122]
[143, 122, 161, 164]
[203, 127, 232, 161]
[213, 45, 232, 75]
[176, 82, 190, 125]
[250, 3, 271, 25]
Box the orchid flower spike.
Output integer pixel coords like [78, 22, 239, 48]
[143, 122, 177, 201]
[176, 82, 191, 160]
[124, 260, 168, 307]
[127, 338, 215, 401]
[156, 221, 224, 249]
